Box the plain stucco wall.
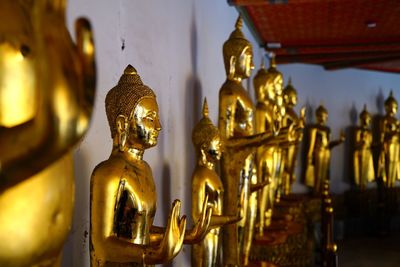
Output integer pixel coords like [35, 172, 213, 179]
[62, 1, 400, 266]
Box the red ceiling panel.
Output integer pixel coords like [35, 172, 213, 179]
[230, 0, 400, 72]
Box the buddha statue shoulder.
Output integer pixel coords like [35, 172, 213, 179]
[90, 65, 211, 267]
[0, 1, 96, 266]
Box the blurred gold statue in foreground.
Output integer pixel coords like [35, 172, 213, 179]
[192, 99, 241, 267]
[0, 0, 96, 265]
[282, 78, 305, 195]
[90, 66, 211, 266]
[378, 91, 400, 188]
[353, 105, 374, 190]
[219, 17, 292, 266]
[305, 105, 345, 194]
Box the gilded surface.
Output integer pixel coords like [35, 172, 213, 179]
[353, 105, 374, 190]
[192, 99, 240, 267]
[282, 79, 305, 195]
[218, 17, 292, 266]
[378, 92, 400, 187]
[305, 106, 344, 194]
[253, 57, 285, 234]
[0, 0, 96, 265]
[90, 66, 211, 267]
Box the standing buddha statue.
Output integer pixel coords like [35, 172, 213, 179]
[378, 91, 400, 188]
[0, 1, 96, 266]
[353, 105, 374, 190]
[192, 98, 241, 267]
[282, 78, 305, 195]
[218, 16, 291, 266]
[253, 56, 287, 234]
[305, 105, 345, 194]
[90, 65, 212, 267]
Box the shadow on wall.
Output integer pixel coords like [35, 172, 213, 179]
[61, 147, 92, 267]
[342, 103, 359, 185]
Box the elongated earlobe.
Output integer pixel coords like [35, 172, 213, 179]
[228, 56, 236, 80]
[116, 115, 128, 152]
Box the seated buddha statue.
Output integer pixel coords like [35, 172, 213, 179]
[90, 65, 211, 266]
[191, 98, 241, 267]
[353, 105, 374, 190]
[0, 1, 96, 265]
[305, 105, 345, 194]
[378, 91, 400, 188]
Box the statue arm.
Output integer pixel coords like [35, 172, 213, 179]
[218, 94, 236, 139]
[329, 130, 345, 149]
[307, 128, 317, 162]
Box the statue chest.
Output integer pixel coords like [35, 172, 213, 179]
[113, 168, 156, 245]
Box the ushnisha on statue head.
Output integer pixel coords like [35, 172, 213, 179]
[192, 98, 223, 164]
[283, 77, 298, 108]
[105, 65, 162, 152]
[223, 16, 254, 81]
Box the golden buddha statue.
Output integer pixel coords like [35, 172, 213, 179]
[353, 105, 374, 190]
[378, 91, 400, 188]
[192, 98, 241, 267]
[0, 1, 96, 265]
[305, 105, 345, 194]
[253, 56, 286, 234]
[90, 66, 212, 267]
[218, 16, 292, 266]
[282, 78, 305, 195]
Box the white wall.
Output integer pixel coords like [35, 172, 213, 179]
[62, 1, 400, 266]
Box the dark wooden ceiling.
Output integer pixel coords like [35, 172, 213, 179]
[229, 0, 400, 73]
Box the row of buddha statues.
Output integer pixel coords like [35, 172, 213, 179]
[0, 1, 398, 266]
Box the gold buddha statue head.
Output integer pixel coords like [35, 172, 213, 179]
[359, 104, 371, 127]
[253, 59, 275, 102]
[192, 98, 223, 163]
[223, 16, 254, 81]
[265, 56, 284, 98]
[283, 77, 297, 108]
[316, 104, 328, 125]
[105, 65, 162, 151]
[384, 91, 398, 116]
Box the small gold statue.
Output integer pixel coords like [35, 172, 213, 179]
[305, 105, 345, 194]
[0, 1, 96, 265]
[353, 105, 374, 190]
[378, 91, 400, 187]
[90, 66, 212, 267]
[253, 56, 286, 234]
[191, 98, 241, 267]
[282, 78, 305, 195]
[218, 17, 291, 266]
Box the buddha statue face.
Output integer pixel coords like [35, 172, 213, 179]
[106, 65, 161, 151]
[126, 97, 162, 149]
[223, 16, 254, 81]
[193, 99, 223, 164]
[254, 67, 274, 102]
[385, 99, 398, 117]
[235, 47, 254, 79]
[283, 80, 298, 108]
[316, 106, 328, 125]
[359, 106, 371, 127]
